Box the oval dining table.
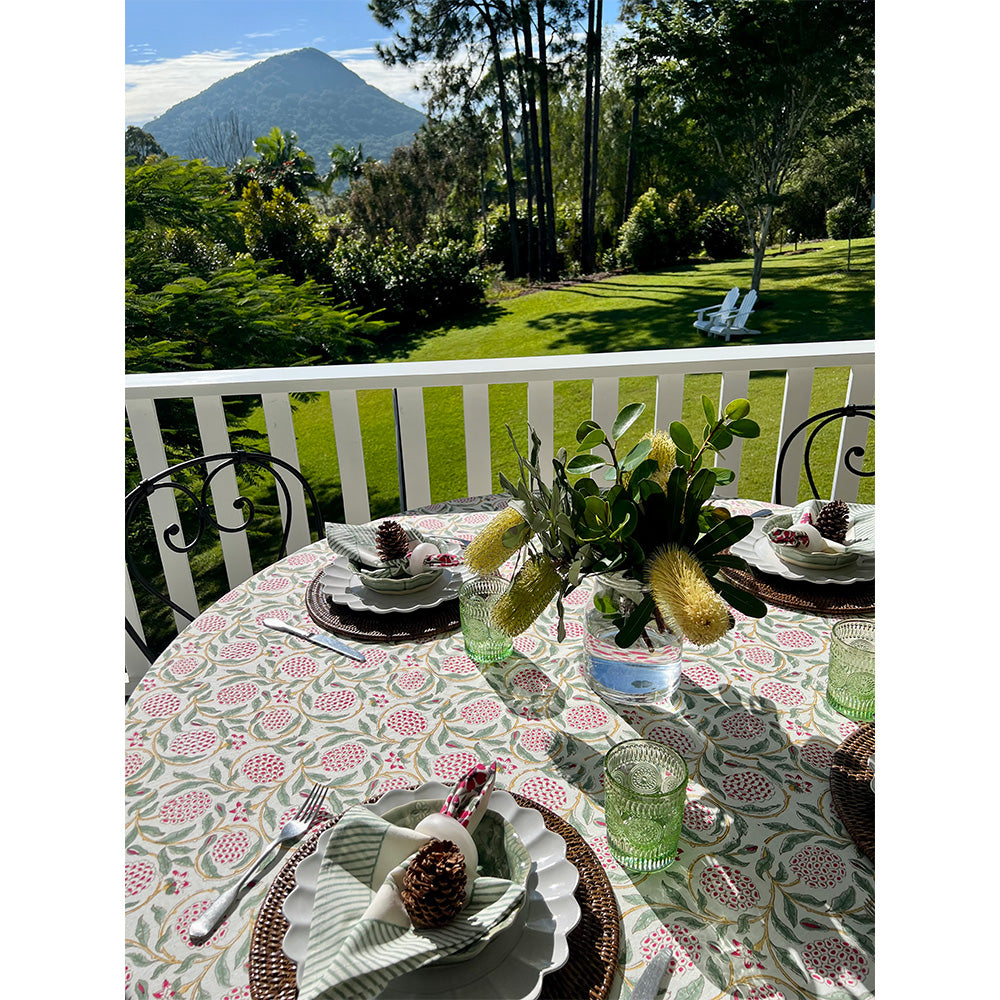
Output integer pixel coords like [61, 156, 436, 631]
[125, 495, 874, 1000]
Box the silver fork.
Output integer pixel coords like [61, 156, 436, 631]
[191, 783, 329, 938]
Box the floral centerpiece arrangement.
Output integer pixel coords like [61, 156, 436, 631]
[464, 399, 769, 650]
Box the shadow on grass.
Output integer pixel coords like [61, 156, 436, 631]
[367, 301, 509, 361]
[532, 282, 873, 356]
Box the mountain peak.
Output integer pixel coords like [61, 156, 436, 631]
[143, 48, 425, 166]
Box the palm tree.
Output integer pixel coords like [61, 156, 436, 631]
[328, 143, 375, 185]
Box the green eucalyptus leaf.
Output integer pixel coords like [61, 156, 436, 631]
[702, 394, 717, 425]
[713, 468, 735, 485]
[567, 454, 605, 475]
[576, 419, 601, 443]
[497, 471, 517, 495]
[702, 553, 750, 571]
[615, 594, 657, 646]
[670, 421, 695, 455]
[725, 398, 751, 420]
[637, 474, 665, 500]
[682, 468, 717, 544]
[576, 427, 606, 450]
[664, 466, 686, 535]
[502, 522, 532, 550]
[573, 477, 600, 497]
[712, 578, 768, 618]
[621, 438, 652, 470]
[692, 514, 755, 559]
[709, 427, 733, 451]
[728, 418, 760, 438]
[612, 402, 645, 441]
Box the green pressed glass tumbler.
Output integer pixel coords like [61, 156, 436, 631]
[458, 575, 514, 665]
[825, 619, 875, 722]
[604, 739, 688, 872]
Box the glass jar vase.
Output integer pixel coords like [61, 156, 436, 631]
[583, 574, 683, 707]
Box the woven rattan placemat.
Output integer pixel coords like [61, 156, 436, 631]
[248, 791, 621, 1000]
[721, 564, 874, 616]
[304, 572, 460, 643]
[830, 724, 875, 863]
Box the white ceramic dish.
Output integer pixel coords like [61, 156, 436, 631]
[320, 558, 464, 614]
[281, 782, 581, 1000]
[761, 504, 875, 571]
[730, 519, 875, 585]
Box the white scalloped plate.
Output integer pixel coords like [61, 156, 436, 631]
[281, 782, 581, 1000]
[319, 556, 465, 614]
[730, 518, 875, 585]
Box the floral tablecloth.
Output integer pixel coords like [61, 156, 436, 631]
[125, 497, 874, 1000]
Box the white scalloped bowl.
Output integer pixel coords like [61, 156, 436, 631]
[762, 512, 859, 569]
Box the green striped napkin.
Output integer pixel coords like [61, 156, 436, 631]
[298, 805, 526, 1000]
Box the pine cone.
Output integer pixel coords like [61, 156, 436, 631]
[815, 500, 850, 543]
[400, 839, 467, 928]
[375, 519, 410, 564]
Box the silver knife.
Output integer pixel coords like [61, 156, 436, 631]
[262, 618, 366, 661]
[631, 949, 672, 1000]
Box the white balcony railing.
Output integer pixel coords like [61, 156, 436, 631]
[125, 340, 874, 664]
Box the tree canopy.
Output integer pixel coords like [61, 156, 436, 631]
[631, 0, 874, 289]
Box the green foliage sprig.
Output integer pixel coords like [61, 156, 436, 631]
[487, 399, 768, 644]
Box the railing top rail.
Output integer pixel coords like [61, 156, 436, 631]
[125, 340, 875, 399]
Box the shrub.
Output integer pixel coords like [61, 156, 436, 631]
[328, 233, 487, 330]
[825, 195, 874, 240]
[616, 188, 668, 271]
[662, 190, 701, 261]
[698, 202, 746, 260]
[239, 181, 328, 282]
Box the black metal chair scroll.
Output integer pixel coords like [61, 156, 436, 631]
[774, 404, 874, 506]
[126, 450, 324, 666]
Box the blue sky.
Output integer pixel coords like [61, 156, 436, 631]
[126, 0, 624, 127]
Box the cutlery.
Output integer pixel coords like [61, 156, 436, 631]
[631, 949, 672, 1000]
[191, 782, 330, 939]
[262, 618, 366, 661]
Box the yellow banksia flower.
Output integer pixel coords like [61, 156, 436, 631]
[623, 429, 677, 490]
[646, 545, 730, 646]
[645, 430, 677, 488]
[489, 555, 561, 637]
[465, 507, 532, 576]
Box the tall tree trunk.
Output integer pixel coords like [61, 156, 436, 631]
[535, 0, 558, 280]
[512, 27, 538, 280]
[482, 7, 520, 278]
[581, 0, 596, 273]
[622, 89, 640, 223]
[750, 203, 774, 292]
[586, 0, 603, 272]
[520, 5, 549, 280]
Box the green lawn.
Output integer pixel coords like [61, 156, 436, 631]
[244, 237, 875, 520]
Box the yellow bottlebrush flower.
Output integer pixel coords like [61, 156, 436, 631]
[489, 555, 561, 637]
[646, 545, 730, 646]
[465, 506, 532, 576]
[644, 429, 677, 488]
[623, 429, 677, 490]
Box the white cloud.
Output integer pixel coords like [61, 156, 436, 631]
[125, 46, 429, 127]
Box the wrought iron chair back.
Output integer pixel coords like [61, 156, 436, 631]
[126, 450, 324, 667]
[774, 404, 874, 506]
